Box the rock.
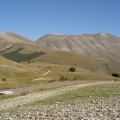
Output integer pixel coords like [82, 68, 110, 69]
[0, 91, 14, 95]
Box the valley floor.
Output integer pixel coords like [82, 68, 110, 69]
[0, 81, 120, 120]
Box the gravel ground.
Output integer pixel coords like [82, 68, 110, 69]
[0, 97, 120, 120]
[0, 81, 120, 120]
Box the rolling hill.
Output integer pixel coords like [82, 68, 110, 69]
[0, 31, 120, 90]
[31, 50, 120, 74]
[0, 56, 27, 70]
[0, 31, 120, 75]
[0, 31, 47, 62]
[0, 56, 28, 80]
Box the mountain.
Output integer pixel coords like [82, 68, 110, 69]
[1, 31, 120, 91]
[0, 31, 120, 74]
[36, 33, 120, 62]
[0, 31, 35, 44]
[0, 31, 46, 62]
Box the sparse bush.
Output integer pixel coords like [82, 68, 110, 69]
[48, 80, 56, 83]
[59, 76, 68, 81]
[111, 73, 120, 78]
[20, 92, 28, 96]
[1, 78, 7, 82]
[73, 77, 77, 81]
[69, 67, 76, 72]
[27, 61, 31, 63]
[114, 79, 117, 81]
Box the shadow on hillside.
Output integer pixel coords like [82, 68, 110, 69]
[2, 47, 46, 62]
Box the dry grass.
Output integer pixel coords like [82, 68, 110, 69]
[32, 51, 120, 74]
[1, 60, 119, 90]
[0, 54, 119, 90]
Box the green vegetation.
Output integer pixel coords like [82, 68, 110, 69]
[112, 73, 120, 78]
[59, 76, 68, 81]
[2, 48, 46, 62]
[1, 77, 7, 82]
[69, 67, 76, 72]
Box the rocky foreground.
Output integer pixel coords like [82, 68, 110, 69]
[0, 81, 120, 120]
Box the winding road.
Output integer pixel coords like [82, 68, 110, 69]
[0, 80, 118, 95]
[0, 80, 92, 95]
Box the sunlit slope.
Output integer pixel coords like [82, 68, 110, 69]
[0, 31, 47, 62]
[32, 50, 120, 74]
[0, 56, 26, 69]
[0, 56, 46, 89]
[37, 33, 120, 62]
[0, 31, 35, 44]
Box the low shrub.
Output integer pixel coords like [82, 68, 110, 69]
[1, 78, 7, 82]
[69, 67, 76, 72]
[111, 73, 120, 78]
[48, 80, 56, 83]
[59, 76, 68, 81]
[73, 77, 77, 81]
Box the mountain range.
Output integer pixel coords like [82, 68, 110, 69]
[0, 31, 120, 75]
[37, 33, 120, 62]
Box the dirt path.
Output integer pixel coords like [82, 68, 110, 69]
[0, 79, 93, 94]
[43, 70, 50, 76]
[0, 81, 119, 111]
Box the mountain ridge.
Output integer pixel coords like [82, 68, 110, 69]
[0, 32, 33, 44]
[1, 31, 120, 63]
[0, 31, 47, 62]
[36, 33, 120, 62]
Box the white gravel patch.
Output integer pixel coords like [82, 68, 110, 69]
[0, 97, 120, 120]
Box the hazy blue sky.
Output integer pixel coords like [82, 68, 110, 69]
[0, 0, 120, 40]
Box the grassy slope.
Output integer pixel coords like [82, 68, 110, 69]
[21, 50, 120, 86]
[32, 50, 120, 74]
[25, 61, 116, 82]
[35, 82, 120, 105]
[0, 50, 119, 90]
[0, 56, 46, 89]
[0, 56, 26, 69]
[0, 33, 47, 63]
